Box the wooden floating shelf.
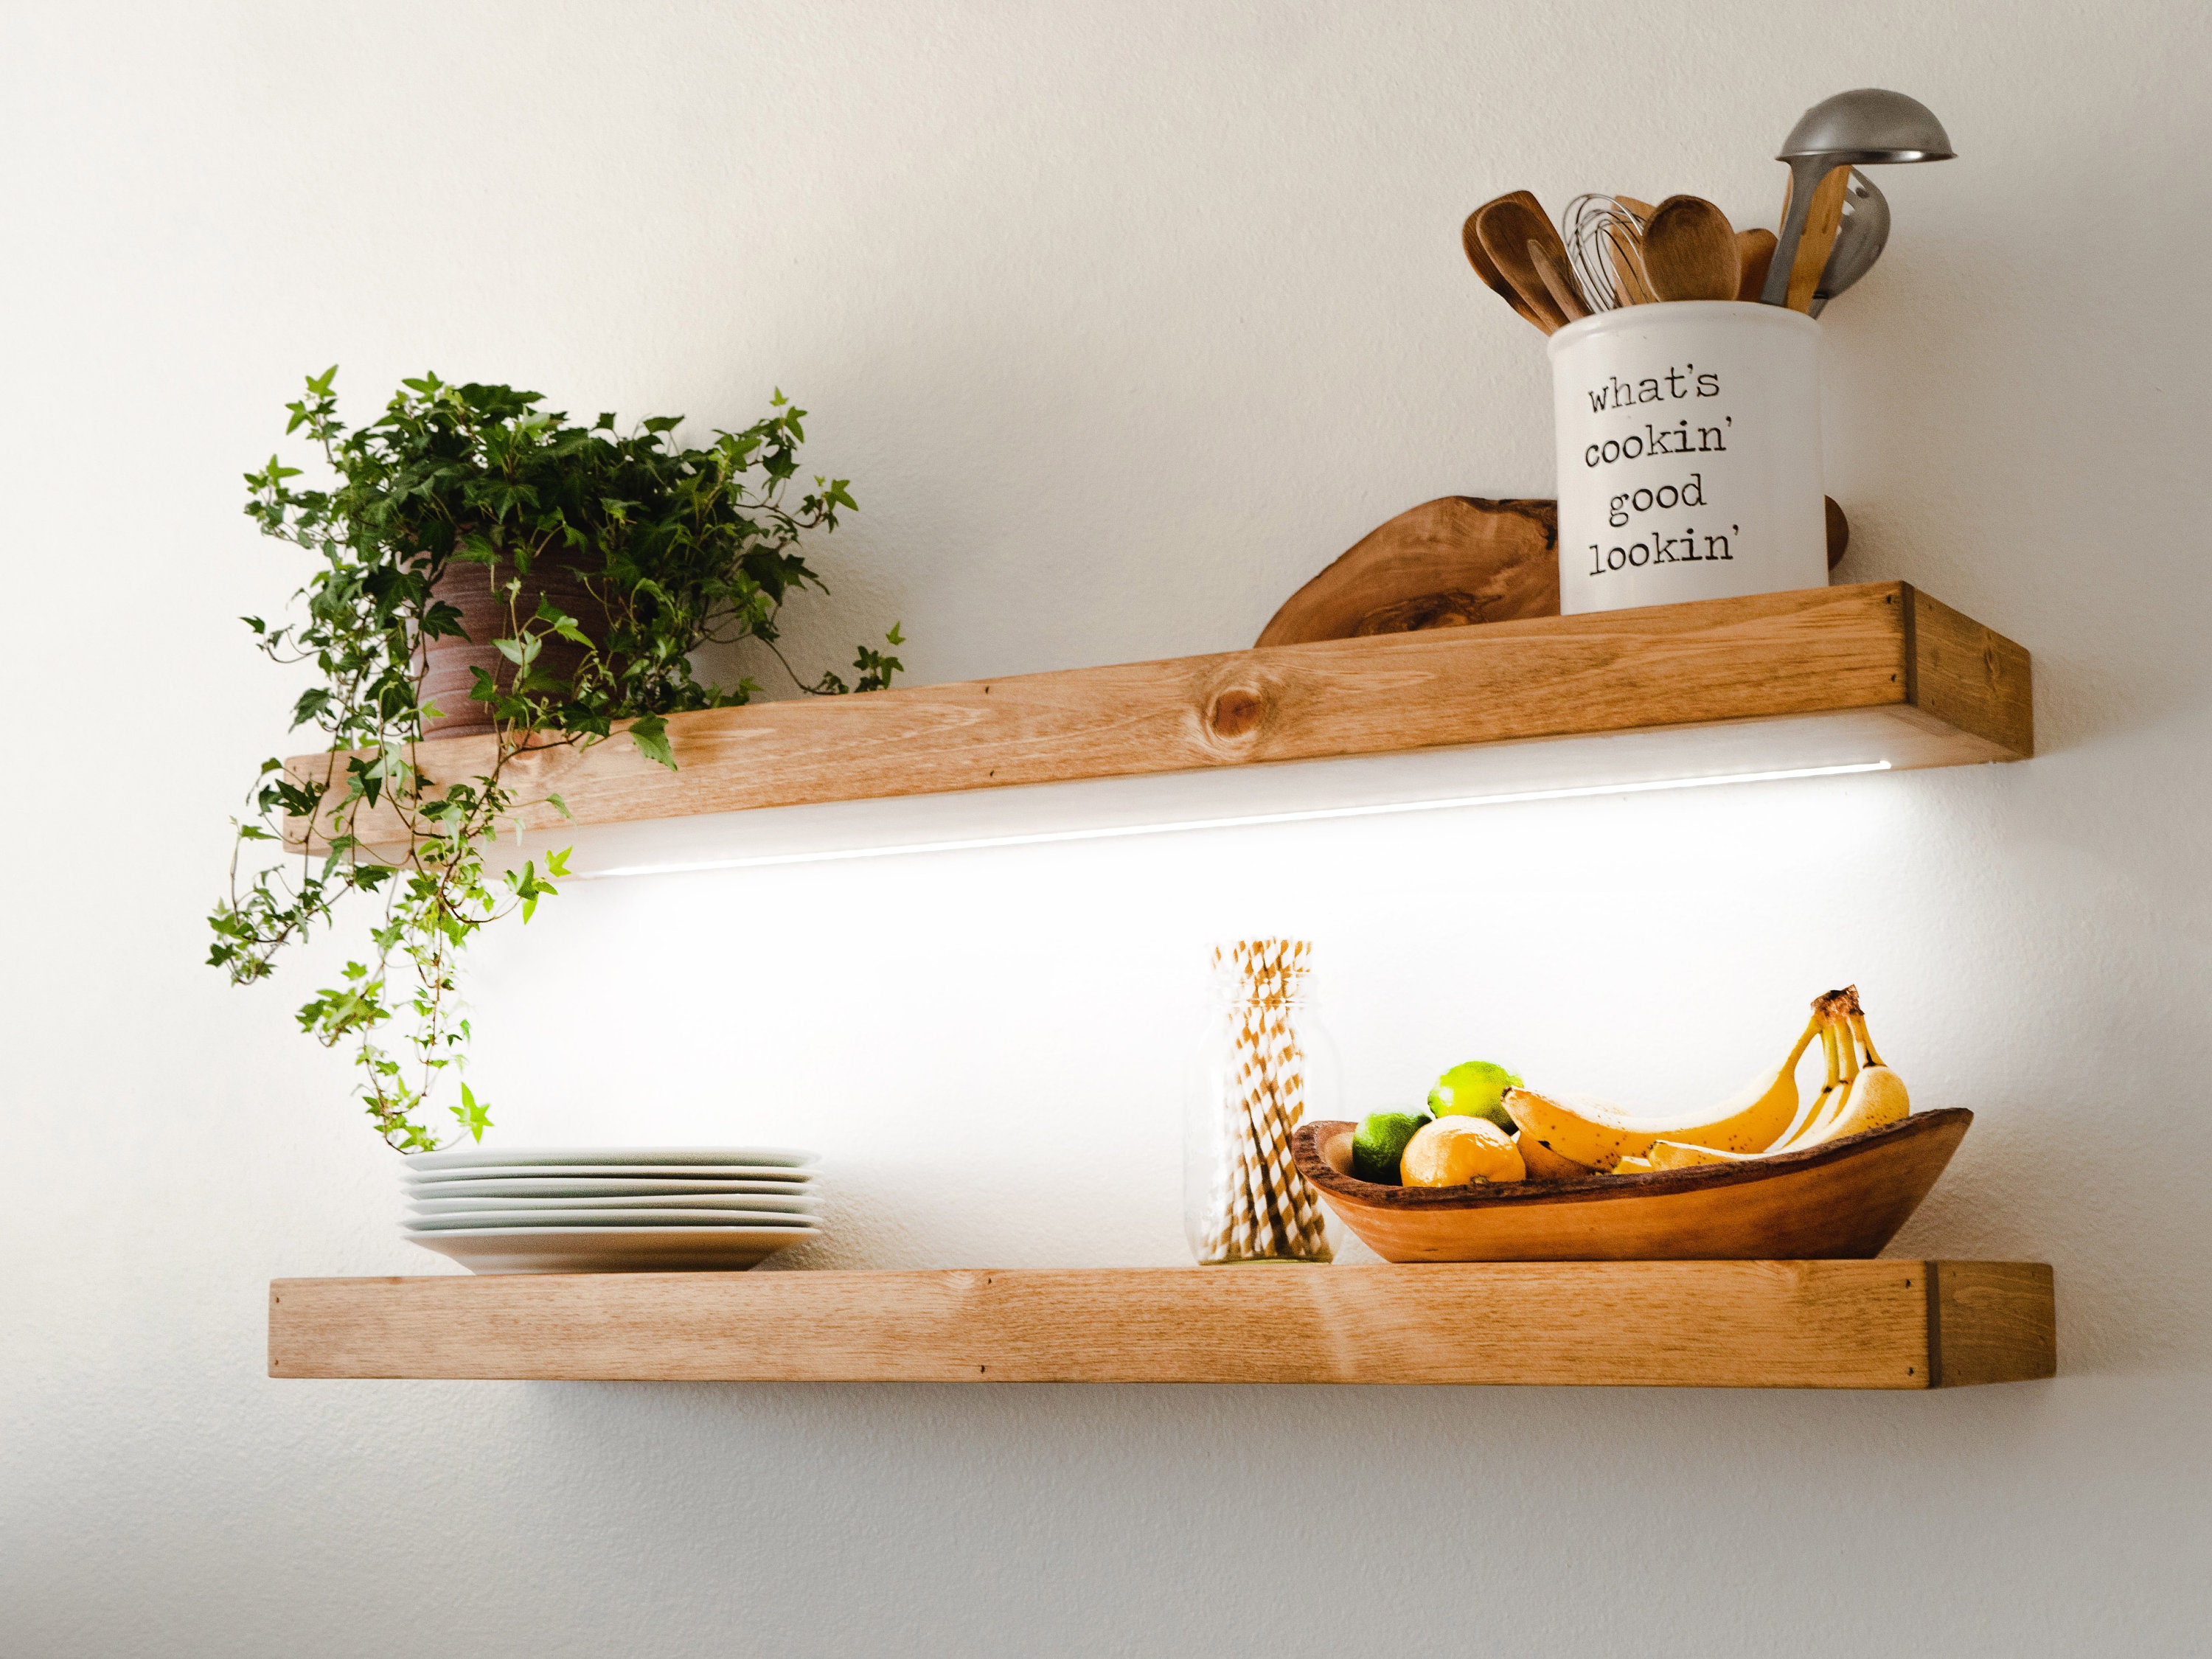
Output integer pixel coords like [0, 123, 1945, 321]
[268, 1260, 2055, 1389]
[287, 582, 2031, 852]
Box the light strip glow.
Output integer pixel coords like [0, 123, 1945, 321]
[577, 760, 1892, 880]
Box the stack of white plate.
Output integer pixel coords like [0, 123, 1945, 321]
[400, 1147, 820, 1273]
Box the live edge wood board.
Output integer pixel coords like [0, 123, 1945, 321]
[268, 1261, 2056, 1389]
[285, 582, 2031, 848]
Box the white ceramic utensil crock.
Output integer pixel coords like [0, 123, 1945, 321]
[1548, 301, 1825, 614]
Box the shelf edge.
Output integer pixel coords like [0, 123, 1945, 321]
[276, 582, 2024, 849]
[266, 1260, 2056, 1389]
[1902, 586, 2034, 760]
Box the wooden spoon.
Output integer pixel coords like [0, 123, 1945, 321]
[1475, 194, 1572, 333]
[1781, 164, 1851, 312]
[1642, 195, 1740, 302]
[1528, 242, 1589, 322]
[1734, 229, 1777, 302]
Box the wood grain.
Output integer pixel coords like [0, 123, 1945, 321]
[1528, 241, 1590, 321]
[266, 1260, 2051, 1388]
[1254, 498, 1559, 647]
[1929, 1260, 2057, 1388]
[1736, 228, 1778, 302]
[1266, 494, 1845, 647]
[1784, 164, 1852, 312]
[1473, 195, 1571, 333]
[1904, 586, 2034, 762]
[1295, 1111, 1971, 1262]
[284, 583, 2031, 850]
[1461, 206, 1548, 332]
[1643, 195, 1739, 302]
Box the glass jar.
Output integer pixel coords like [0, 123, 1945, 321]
[1184, 939, 1340, 1265]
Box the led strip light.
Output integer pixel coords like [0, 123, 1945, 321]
[577, 760, 1893, 880]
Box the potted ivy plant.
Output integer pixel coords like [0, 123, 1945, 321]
[208, 369, 904, 1151]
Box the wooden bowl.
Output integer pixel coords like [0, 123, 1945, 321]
[1292, 1110, 1971, 1262]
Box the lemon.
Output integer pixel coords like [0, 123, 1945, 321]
[1352, 1110, 1432, 1183]
[1427, 1060, 1523, 1133]
[1401, 1116, 1526, 1186]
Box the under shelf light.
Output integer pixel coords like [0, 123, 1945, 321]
[577, 760, 1892, 880]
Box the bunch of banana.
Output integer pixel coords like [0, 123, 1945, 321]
[1503, 987, 1909, 1176]
[1647, 987, 1909, 1168]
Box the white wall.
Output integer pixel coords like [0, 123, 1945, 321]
[4, 2, 2208, 1653]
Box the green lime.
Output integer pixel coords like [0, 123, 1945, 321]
[1352, 1109, 1433, 1184]
[1427, 1060, 1523, 1133]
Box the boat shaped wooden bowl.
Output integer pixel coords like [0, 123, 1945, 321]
[1292, 1109, 1971, 1262]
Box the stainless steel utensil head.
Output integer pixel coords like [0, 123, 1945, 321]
[1809, 170, 1891, 316]
[1562, 194, 1649, 310]
[1779, 88, 1955, 164]
[1762, 90, 1948, 307]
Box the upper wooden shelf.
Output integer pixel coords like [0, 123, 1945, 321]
[288, 582, 2030, 850]
[268, 1260, 2056, 1388]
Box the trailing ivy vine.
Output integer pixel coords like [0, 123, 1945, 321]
[208, 369, 902, 1150]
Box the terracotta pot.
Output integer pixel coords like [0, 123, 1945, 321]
[416, 557, 607, 739]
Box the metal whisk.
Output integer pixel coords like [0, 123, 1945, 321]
[1563, 194, 1654, 312]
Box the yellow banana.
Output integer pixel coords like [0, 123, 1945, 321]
[1505, 1006, 1826, 1170]
[1646, 1135, 1749, 1169]
[1503, 1090, 1636, 1170]
[1776, 1013, 1845, 1147]
[1516, 1130, 1598, 1180]
[1822, 1065, 1910, 1139]
[1773, 1001, 1860, 1152]
[1851, 1011, 1885, 1069]
[1794, 1007, 1909, 1144]
[1655, 991, 1911, 1166]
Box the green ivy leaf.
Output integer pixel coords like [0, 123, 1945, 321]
[453, 1082, 492, 1141]
[627, 714, 674, 769]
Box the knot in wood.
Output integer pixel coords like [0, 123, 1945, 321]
[1206, 687, 1265, 740]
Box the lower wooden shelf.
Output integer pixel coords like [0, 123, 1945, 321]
[268, 1260, 2054, 1389]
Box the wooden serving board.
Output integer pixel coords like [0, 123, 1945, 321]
[1256, 497, 1560, 647]
[1259, 495, 1851, 650]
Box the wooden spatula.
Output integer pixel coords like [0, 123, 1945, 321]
[1528, 242, 1590, 321]
[1461, 209, 1548, 331]
[1781, 165, 1851, 312]
[1475, 194, 1573, 332]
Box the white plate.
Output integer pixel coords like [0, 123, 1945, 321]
[405, 1225, 813, 1274]
[402, 1164, 815, 1185]
[404, 1146, 815, 1172]
[406, 1208, 819, 1232]
[408, 1191, 821, 1215]
[397, 1175, 815, 1198]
